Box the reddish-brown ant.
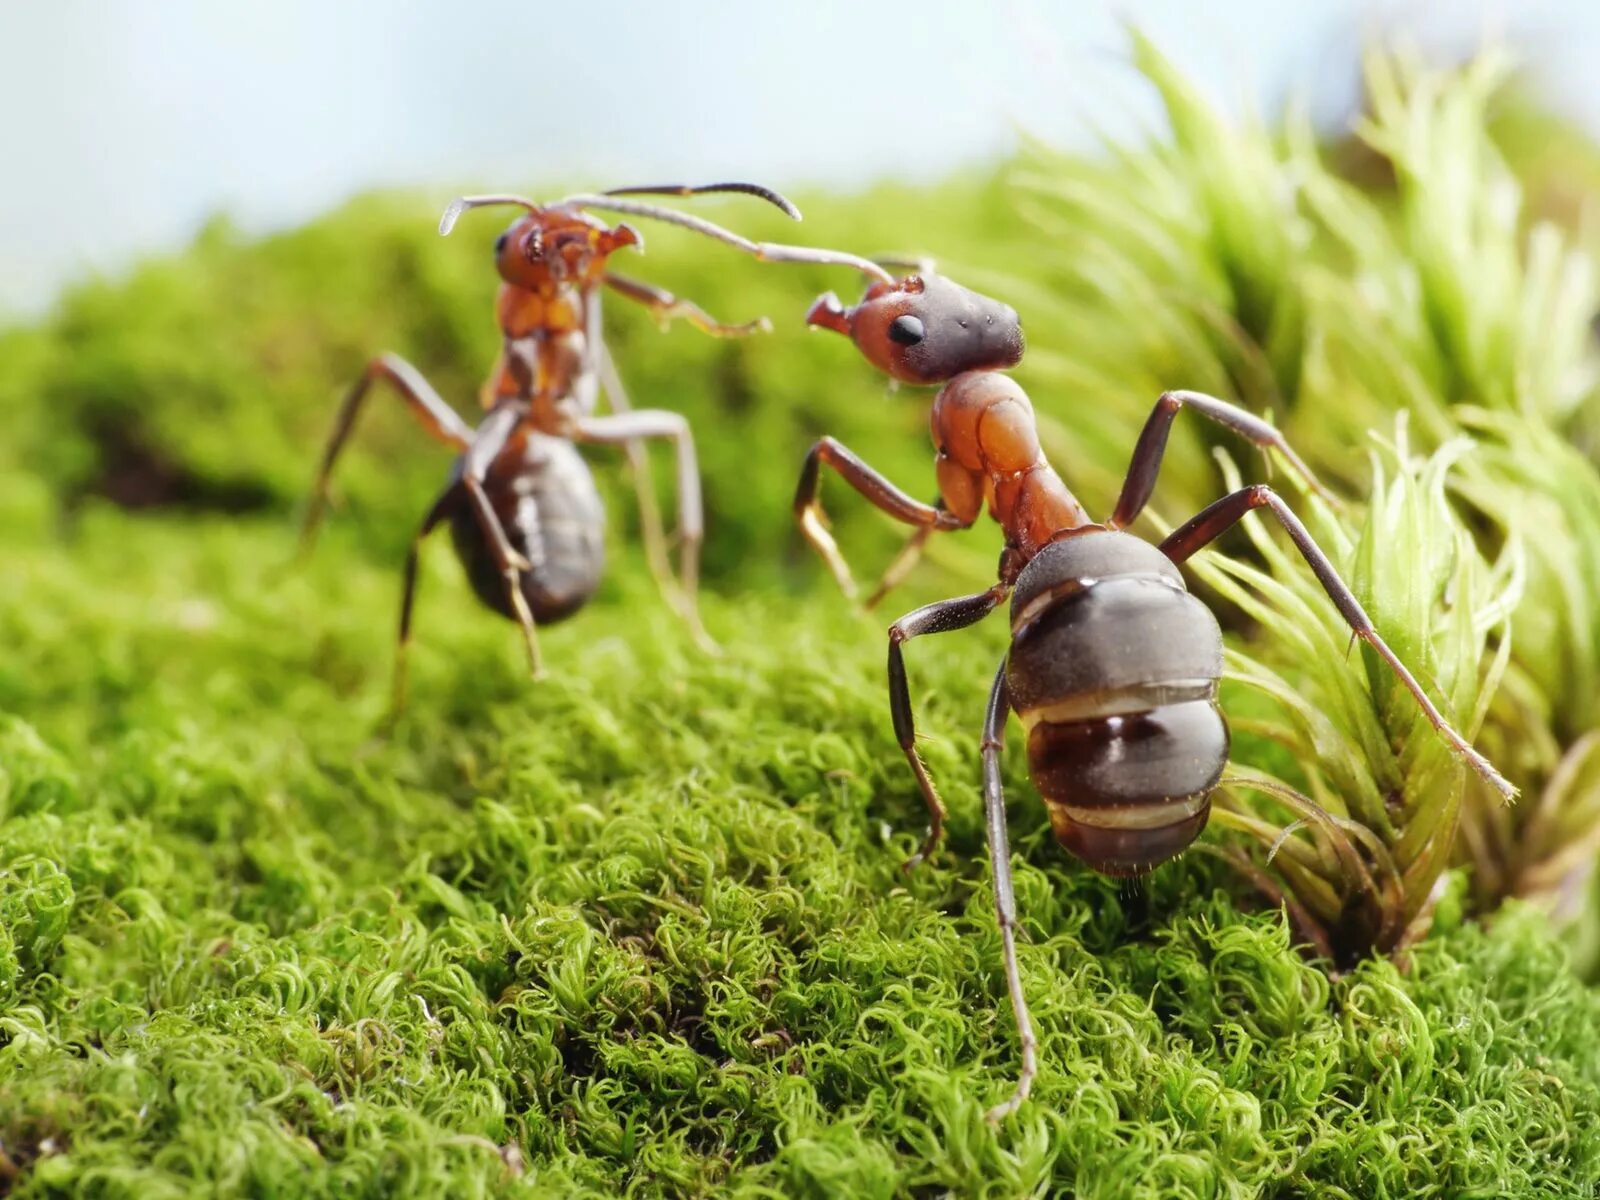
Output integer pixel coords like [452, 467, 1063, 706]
[797, 269, 1516, 1120]
[299, 182, 887, 704]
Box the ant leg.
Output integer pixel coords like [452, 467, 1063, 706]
[392, 485, 459, 712]
[865, 522, 936, 611]
[1108, 390, 1336, 531]
[301, 353, 474, 553]
[603, 271, 770, 337]
[795, 438, 970, 600]
[888, 585, 1008, 870]
[978, 657, 1037, 1123]
[593, 334, 681, 617]
[461, 405, 544, 679]
[1161, 484, 1515, 800]
[574, 410, 718, 653]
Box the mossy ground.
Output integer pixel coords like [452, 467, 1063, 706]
[5, 482, 1600, 1198]
[4, 143, 1600, 1198]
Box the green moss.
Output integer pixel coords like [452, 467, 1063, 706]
[5, 43, 1600, 1200]
[3, 510, 1598, 1197]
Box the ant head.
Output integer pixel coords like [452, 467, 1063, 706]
[443, 182, 813, 293]
[490, 209, 641, 290]
[806, 273, 1024, 385]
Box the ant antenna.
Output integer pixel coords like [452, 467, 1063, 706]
[556, 193, 895, 284]
[872, 254, 938, 274]
[601, 182, 802, 221]
[440, 183, 799, 238]
[438, 194, 541, 236]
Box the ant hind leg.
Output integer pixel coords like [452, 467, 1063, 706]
[460, 406, 543, 680]
[391, 485, 460, 714]
[593, 335, 687, 622]
[977, 657, 1038, 1123]
[575, 409, 718, 653]
[1108, 389, 1336, 532]
[1161, 484, 1515, 800]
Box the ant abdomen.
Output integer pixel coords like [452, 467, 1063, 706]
[451, 433, 606, 625]
[1007, 530, 1228, 877]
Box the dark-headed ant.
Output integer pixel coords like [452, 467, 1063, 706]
[300, 182, 887, 705]
[797, 270, 1516, 1120]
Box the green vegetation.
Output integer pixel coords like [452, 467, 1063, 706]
[1018, 43, 1600, 953]
[4, 41, 1600, 1198]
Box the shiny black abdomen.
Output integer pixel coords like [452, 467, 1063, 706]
[449, 433, 606, 625]
[1006, 529, 1228, 876]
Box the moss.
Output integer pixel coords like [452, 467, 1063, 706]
[3, 509, 1598, 1197]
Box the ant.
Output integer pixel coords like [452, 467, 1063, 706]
[299, 182, 887, 705]
[796, 269, 1516, 1121]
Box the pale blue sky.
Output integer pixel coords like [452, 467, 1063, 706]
[1, 1, 1594, 315]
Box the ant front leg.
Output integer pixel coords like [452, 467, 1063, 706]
[1108, 390, 1336, 531]
[794, 438, 970, 600]
[574, 409, 718, 652]
[301, 353, 474, 554]
[1161, 484, 1516, 800]
[603, 271, 771, 337]
[887, 585, 1008, 870]
[977, 656, 1038, 1124]
[864, 517, 938, 611]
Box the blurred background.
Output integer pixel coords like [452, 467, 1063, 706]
[4, 0, 1597, 317]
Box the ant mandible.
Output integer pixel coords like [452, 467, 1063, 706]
[796, 269, 1516, 1121]
[299, 182, 886, 705]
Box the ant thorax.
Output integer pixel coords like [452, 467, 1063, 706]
[494, 278, 587, 338]
[489, 325, 594, 429]
[928, 372, 1090, 560]
[482, 283, 594, 428]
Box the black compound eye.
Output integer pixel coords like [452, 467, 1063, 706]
[888, 314, 925, 346]
[494, 232, 509, 257]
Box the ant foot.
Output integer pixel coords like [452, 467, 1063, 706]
[798, 508, 860, 600]
[984, 1091, 1026, 1125]
[900, 824, 943, 874]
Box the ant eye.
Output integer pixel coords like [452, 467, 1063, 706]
[888, 315, 925, 346]
[494, 232, 509, 257]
